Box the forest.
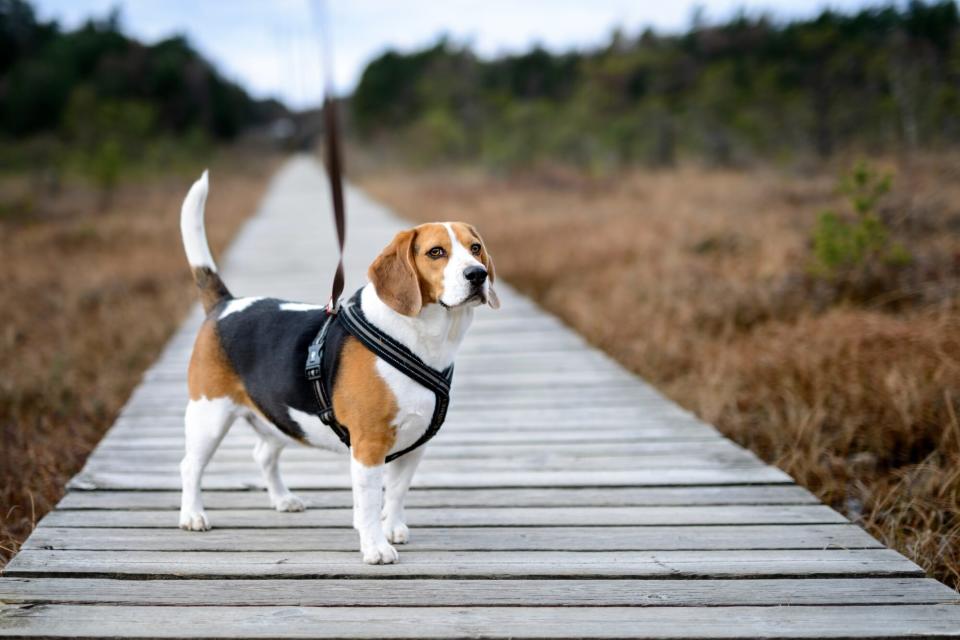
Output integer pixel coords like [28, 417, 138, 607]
[352, 1, 960, 168]
[0, 0, 285, 184]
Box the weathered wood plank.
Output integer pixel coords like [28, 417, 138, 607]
[55, 485, 819, 510]
[39, 505, 846, 529]
[4, 549, 921, 579]
[83, 439, 748, 461]
[80, 452, 767, 474]
[21, 524, 882, 552]
[1, 577, 954, 607]
[88, 435, 723, 455]
[67, 466, 794, 491]
[4, 604, 960, 638]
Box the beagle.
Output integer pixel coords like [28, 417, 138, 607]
[177, 172, 498, 564]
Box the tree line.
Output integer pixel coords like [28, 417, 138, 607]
[351, 1, 960, 168]
[0, 0, 284, 144]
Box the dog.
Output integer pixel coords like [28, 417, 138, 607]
[176, 171, 498, 564]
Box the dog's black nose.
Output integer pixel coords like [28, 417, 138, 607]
[464, 265, 487, 285]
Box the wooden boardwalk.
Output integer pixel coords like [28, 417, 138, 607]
[2, 155, 958, 638]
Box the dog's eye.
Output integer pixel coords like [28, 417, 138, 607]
[427, 246, 446, 259]
[470, 243, 482, 255]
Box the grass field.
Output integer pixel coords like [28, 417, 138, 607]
[361, 156, 960, 589]
[0, 151, 278, 566]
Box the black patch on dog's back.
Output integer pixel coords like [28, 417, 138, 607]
[213, 299, 347, 442]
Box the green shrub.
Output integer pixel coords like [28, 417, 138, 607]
[811, 161, 910, 276]
[90, 137, 122, 194]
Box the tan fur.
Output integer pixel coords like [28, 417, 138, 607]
[369, 223, 456, 315]
[409, 223, 450, 305]
[368, 229, 422, 316]
[332, 336, 399, 466]
[187, 319, 252, 406]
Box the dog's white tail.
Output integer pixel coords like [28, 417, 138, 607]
[180, 170, 216, 270]
[180, 170, 232, 312]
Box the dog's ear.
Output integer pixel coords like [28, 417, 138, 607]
[369, 229, 422, 316]
[467, 224, 500, 310]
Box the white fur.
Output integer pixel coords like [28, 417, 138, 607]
[179, 396, 237, 531]
[250, 427, 305, 512]
[180, 170, 216, 270]
[279, 302, 324, 312]
[440, 222, 488, 307]
[219, 296, 264, 319]
[361, 283, 471, 371]
[382, 446, 426, 544]
[286, 406, 350, 452]
[351, 458, 398, 564]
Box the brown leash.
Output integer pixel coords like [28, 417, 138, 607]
[316, 0, 346, 314]
[323, 95, 346, 313]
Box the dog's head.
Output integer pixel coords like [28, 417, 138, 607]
[369, 222, 499, 317]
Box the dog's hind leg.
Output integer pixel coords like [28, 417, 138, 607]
[250, 426, 305, 512]
[179, 397, 236, 531]
[381, 446, 426, 544]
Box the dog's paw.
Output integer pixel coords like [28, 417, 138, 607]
[273, 493, 306, 512]
[361, 539, 399, 565]
[179, 509, 210, 531]
[382, 520, 409, 544]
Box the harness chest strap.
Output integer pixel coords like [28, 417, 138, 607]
[305, 290, 454, 463]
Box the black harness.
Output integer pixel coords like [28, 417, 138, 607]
[304, 289, 454, 462]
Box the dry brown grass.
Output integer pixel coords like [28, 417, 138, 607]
[360, 156, 960, 589]
[0, 151, 279, 566]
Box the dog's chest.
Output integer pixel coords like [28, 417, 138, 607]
[375, 358, 436, 453]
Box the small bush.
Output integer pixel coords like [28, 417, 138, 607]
[812, 161, 910, 276]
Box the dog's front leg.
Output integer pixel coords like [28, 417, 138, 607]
[350, 455, 398, 564]
[382, 446, 426, 544]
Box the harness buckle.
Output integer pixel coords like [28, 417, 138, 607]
[305, 344, 323, 380]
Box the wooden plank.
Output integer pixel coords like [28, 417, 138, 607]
[91, 433, 720, 451]
[101, 408, 708, 430]
[1, 577, 955, 607]
[101, 412, 707, 431]
[96, 423, 716, 440]
[83, 439, 749, 461]
[55, 485, 820, 510]
[4, 604, 960, 638]
[79, 452, 767, 474]
[127, 370, 647, 390]
[39, 505, 846, 528]
[107, 417, 701, 435]
[20, 524, 882, 552]
[67, 466, 794, 491]
[115, 403, 689, 419]
[4, 549, 921, 579]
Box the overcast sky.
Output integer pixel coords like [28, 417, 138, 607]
[34, 0, 878, 109]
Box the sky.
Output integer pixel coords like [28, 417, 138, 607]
[33, 0, 880, 110]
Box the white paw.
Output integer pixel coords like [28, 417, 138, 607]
[382, 521, 409, 544]
[273, 494, 306, 512]
[179, 509, 210, 531]
[361, 538, 399, 565]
